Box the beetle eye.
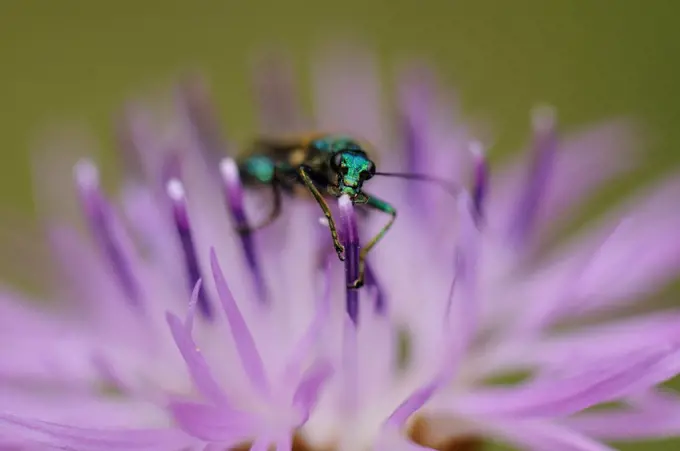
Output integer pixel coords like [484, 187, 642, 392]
[364, 161, 376, 180]
[331, 152, 345, 171]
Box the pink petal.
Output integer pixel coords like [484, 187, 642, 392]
[448, 193, 479, 365]
[210, 249, 270, 397]
[0, 289, 70, 338]
[564, 409, 680, 441]
[184, 279, 203, 331]
[385, 204, 477, 428]
[0, 413, 196, 451]
[509, 218, 630, 336]
[120, 182, 181, 267]
[376, 427, 436, 451]
[280, 260, 332, 387]
[339, 314, 358, 413]
[355, 302, 397, 403]
[275, 434, 292, 451]
[0, 294, 104, 387]
[491, 119, 640, 242]
[487, 420, 616, 451]
[387, 251, 474, 430]
[169, 400, 257, 444]
[521, 311, 680, 371]
[166, 312, 229, 405]
[529, 176, 680, 323]
[448, 346, 680, 418]
[387, 379, 441, 428]
[0, 387, 165, 428]
[292, 361, 333, 421]
[249, 435, 271, 451]
[47, 225, 140, 331]
[564, 390, 680, 440]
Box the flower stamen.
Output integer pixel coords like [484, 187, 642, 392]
[469, 141, 488, 225]
[338, 195, 360, 324]
[510, 105, 557, 246]
[409, 417, 483, 451]
[219, 157, 269, 303]
[74, 159, 141, 305]
[166, 178, 213, 318]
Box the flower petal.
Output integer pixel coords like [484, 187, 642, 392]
[280, 259, 332, 387]
[387, 379, 441, 428]
[529, 311, 680, 370]
[564, 409, 680, 441]
[339, 314, 358, 413]
[376, 426, 436, 451]
[293, 361, 334, 421]
[563, 390, 680, 440]
[169, 400, 257, 444]
[210, 248, 270, 397]
[487, 420, 616, 451]
[166, 312, 229, 405]
[444, 345, 680, 418]
[448, 193, 480, 365]
[275, 435, 292, 451]
[249, 435, 271, 451]
[524, 176, 680, 323]
[491, 119, 639, 242]
[0, 413, 196, 451]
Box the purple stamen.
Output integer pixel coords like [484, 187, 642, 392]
[318, 215, 385, 316]
[470, 141, 488, 225]
[166, 179, 213, 319]
[338, 195, 360, 324]
[74, 160, 140, 305]
[510, 106, 558, 246]
[219, 158, 268, 303]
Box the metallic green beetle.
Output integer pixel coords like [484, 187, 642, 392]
[235, 133, 394, 289]
[235, 132, 458, 289]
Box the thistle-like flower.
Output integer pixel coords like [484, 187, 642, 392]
[2, 47, 680, 451]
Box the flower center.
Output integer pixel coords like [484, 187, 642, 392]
[228, 423, 484, 451]
[408, 417, 483, 451]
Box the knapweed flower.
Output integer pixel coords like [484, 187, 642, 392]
[2, 47, 680, 451]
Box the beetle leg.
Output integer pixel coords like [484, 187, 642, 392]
[349, 193, 397, 288]
[298, 166, 345, 261]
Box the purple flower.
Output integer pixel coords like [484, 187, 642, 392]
[2, 45, 680, 450]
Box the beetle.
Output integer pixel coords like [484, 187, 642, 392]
[235, 132, 457, 288]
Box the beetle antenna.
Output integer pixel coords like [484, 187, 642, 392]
[374, 171, 461, 197]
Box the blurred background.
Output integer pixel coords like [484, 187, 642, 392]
[1, 1, 678, 449]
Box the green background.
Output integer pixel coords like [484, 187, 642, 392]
[1, 1, 679, 449]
